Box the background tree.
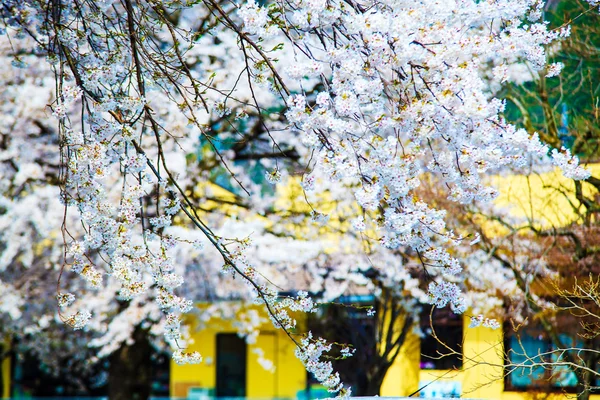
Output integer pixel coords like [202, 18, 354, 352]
[491, 1, 600, 398]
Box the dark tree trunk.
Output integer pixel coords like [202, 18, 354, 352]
[576, 366, 592, 400]
[350, 361, 391, 396]
[306, 296, 414, 397]
[108, 326, 152, 400]
[577, 388, 591, 400]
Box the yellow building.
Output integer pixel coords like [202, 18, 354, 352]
[171, 165, 600, 399]
[170, 304, 600, 399]
[380, 313, 600, 400]
[3, 166, 598, 399]
[170, 303, 308, 399]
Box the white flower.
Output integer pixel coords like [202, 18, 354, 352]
[57, 292, 76, 307]
[65, 310, 92, 330]
[316, 92, 330, 108]
[545, 62, 564, 78]
[551, 147, 591, 180]
[238, 0, 268, 35]
[265, 169, 282, 184]
[311, 211, 330, 225]
[213, 101, 231, 117]
[351, 216, 366, 232]
[173, 350, 203, 365]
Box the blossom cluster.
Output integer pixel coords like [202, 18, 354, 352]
[295, 333, 345, 394]
[237, 0, 591, 325]
[469, 314, 502, 330]
[173, 349, 203, 365]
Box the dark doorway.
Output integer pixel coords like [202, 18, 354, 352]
[216, 333, 247, 397]
[420, 305, 463, 370]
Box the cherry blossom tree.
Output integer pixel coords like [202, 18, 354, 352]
[450, 180, 600, 399]
[465, 2, 600, 397]
[433, 1, 600, 391]
[1, 0, 597, 396]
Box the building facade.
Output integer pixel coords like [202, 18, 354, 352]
[169, 305, 600, 399]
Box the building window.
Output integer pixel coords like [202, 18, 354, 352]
[504, 324, 599, 392]
[420, 306, 463, 370]
[216, 333, 247, 397]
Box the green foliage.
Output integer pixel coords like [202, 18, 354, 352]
[502, 0, 600, 159]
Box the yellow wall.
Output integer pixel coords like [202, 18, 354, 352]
[380, 328, 421, 396]
[489, 164, 600, 230]
[247, 331, 306, 399]
[173, 304, 600, 400]
[171, 166, 600, 399]
[170, 303, 306, 399]
[381, 314, 600, 400]
[1, 352, 9, 399]
[381, 314, 504, 397]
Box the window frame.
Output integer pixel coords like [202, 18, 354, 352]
[419, 306, 464, 371]
[503, 321, 600, 393]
